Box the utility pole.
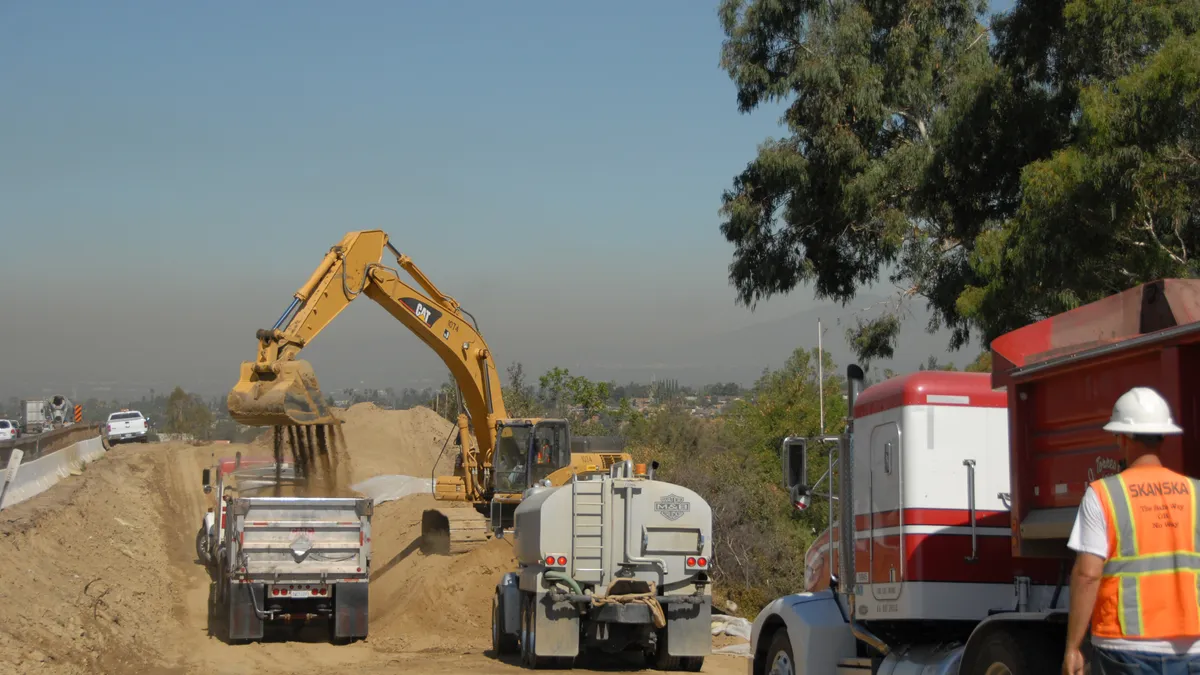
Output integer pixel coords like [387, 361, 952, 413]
[818, 318, 825, 435]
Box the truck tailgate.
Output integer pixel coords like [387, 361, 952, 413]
[231, 497, 372, 579]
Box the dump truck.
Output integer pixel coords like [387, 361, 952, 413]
[749, 278, 1200, 674]
[225, 229, 633, 555]
[492, 459, 712, 670]
[200, 454, 373, 644]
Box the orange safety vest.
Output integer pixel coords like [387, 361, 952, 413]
[1091, 465, 1200, 640]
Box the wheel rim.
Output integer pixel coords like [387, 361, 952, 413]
[985, 664, 1013, 675]
[769, 650, 794, 675]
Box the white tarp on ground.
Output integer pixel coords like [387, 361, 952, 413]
[0, 435, 106, 510]
[711, 613, 753, 657]
[351, 474, 433, 504]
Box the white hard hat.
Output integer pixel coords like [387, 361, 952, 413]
[1103, 387, 1183, 435]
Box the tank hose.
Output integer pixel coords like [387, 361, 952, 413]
[544, 570, 582, 596]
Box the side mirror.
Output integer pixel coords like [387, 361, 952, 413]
[202, 468, 212, 494]
[781, 436, 808, 491]
[791, 483, 811, 510]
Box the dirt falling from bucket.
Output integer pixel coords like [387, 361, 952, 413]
[270, 422, 350, 497]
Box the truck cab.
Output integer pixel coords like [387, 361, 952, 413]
[750, 279, 1200, 675]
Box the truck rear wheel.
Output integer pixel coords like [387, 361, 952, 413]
[195, 524, 210, 565]
[520, 592, 569, 669]
[966, 626, 1057, 675]
[492, 591, 519, 655]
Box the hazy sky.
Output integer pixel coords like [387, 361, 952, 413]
[0, 1, 1014, 401]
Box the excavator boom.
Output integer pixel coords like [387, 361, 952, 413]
[228, 230, 506, 455]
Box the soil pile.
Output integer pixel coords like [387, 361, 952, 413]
[366, 493, 517, 653]
[333, 403, 460, 483]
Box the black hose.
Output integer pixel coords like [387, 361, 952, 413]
[1050, 559, 1068, 610]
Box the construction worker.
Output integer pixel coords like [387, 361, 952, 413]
[1064, 386, 1200, 675]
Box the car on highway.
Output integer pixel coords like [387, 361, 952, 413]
[0, 419, 16, 441]
[105, 410, 149, 444]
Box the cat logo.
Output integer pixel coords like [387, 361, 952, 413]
[400, 297, 442, 328]
[443, 329, 450, 340]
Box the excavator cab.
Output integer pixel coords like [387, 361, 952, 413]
[528, 420, 571, 486]
[492, 420, 573, 493]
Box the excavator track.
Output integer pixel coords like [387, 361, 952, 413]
[420, 506, 492, 555]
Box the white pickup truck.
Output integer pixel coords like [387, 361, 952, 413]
[105, 410, 149, 444]
[199, 455, 373, 644]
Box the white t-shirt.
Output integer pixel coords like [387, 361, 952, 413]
[1068, 486, 1200, 654]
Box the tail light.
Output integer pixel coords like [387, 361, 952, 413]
[544, 555, 568, 568]
[686, 556, 709, 570]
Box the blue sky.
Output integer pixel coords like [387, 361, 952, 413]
[0, 1, 1015, 399]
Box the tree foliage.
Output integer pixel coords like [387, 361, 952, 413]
[718, 0, 1200, 362]
[502, 362, 542, 418]
[165, 386, 212, 439]
[627, 347, 846, 611]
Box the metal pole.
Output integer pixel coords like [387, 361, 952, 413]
[818, 318, 825, 435]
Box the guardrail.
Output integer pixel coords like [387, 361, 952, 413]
[0, 424, 103, 463]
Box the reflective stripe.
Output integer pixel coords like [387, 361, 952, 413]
[1194, 478, 1200, 619]
[1120, 575, 1142, 636]
[1105, 551, 1200, 574]
[1103, 475, 1138, 557]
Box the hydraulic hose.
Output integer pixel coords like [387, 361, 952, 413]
[545, 570, 582, 596]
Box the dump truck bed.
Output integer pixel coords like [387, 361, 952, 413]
[993, 279, 1200, 558]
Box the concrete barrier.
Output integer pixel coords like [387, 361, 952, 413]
[0, 435, 106, 510]
[0, 423, 103, 463]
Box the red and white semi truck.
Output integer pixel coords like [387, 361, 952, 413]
[749, 279, 1200, 674]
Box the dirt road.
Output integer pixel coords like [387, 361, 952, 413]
[0, 437, 749, 675]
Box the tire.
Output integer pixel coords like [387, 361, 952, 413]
[195, 524, 210, 565]
[520, 592, 557, 669]
[964, 627, 1058, 675]
[492, 591, 519, 655]
[762, 628, 795, 675]
[654, 626, 703, 671]
[654, 627, 681, 670]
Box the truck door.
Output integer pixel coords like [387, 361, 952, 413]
[869, 422, 902, 601]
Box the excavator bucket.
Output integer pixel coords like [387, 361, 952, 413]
[226, 359, 337, 427]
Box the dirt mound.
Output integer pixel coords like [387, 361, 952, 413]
[334, 404, 459, 484]
[0, 442, 193, 674]
[246, 404, 458, 485]
[366, 493, 517, 653]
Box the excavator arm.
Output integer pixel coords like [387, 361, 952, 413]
[227, 230, 507, 499]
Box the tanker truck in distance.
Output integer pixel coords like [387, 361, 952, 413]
[748, 279, 1200, 674]
[492, 459, 712, 670]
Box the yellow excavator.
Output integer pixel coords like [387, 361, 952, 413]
[226, 230, 632, 555]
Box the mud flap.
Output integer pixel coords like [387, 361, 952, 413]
[334, 582, 369, 639]
[533, 591, 580, 658]
[228, 583, 265, 642]
[665, 596, 712, 658]
[499, 573, 521, 638]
